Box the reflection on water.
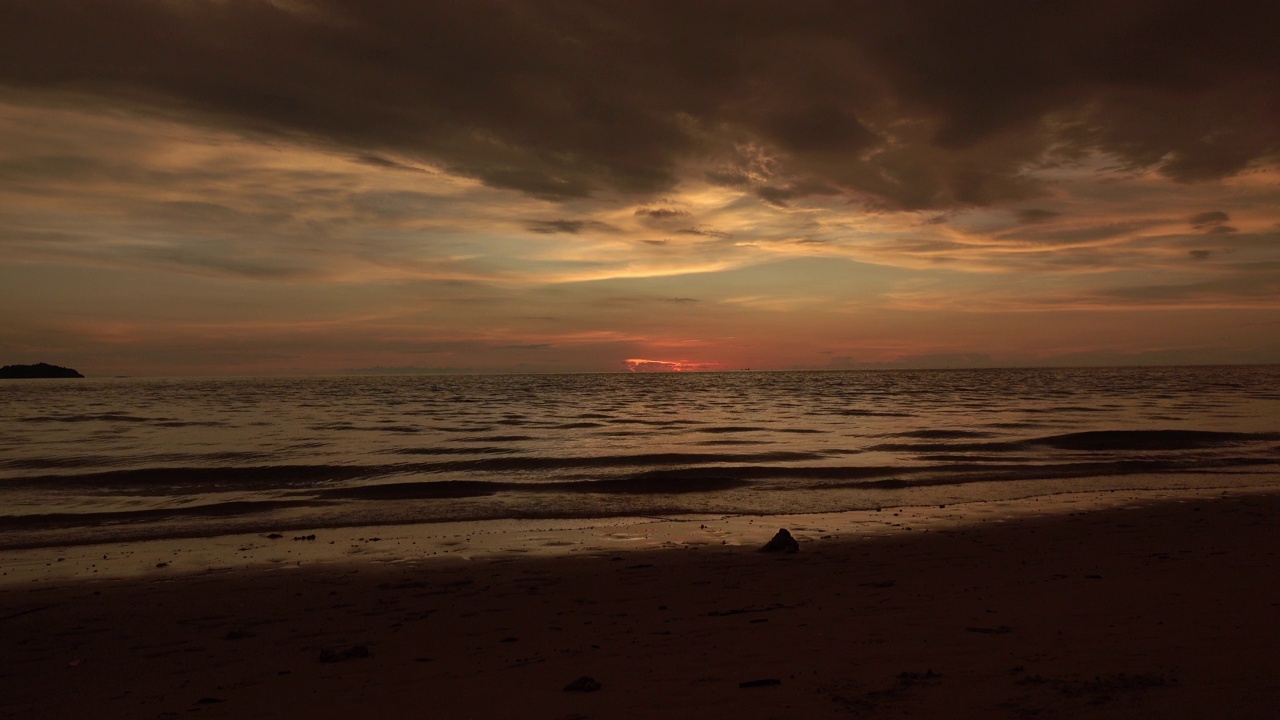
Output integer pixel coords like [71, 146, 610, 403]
[2, 366, 1278, 547]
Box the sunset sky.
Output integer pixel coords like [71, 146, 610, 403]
[2, 1, 1278, 376]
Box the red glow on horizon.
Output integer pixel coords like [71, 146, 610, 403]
[625, 358, 724, 373]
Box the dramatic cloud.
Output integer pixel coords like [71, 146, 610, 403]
[2, 1, 1279, 374]
[527, 220, 617, 235]
[2, 1, 1277, 210]
[635, 208, 691, 220]
[1189, 212, 1231, 229]
[1187, 211, 1237, 235]
[626, 358, 725, 373]
[1015, 209, 1062, 225]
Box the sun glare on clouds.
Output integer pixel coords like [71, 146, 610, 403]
[625, 358, 727, 373]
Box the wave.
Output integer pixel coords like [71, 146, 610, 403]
[316, 480, 501, 500]
[7, 428, 1275, 494]
[315, 475, 751, 500]
[620, 456, 1276, 485]
[2, 465, 381, 492]
[406, 450, 827, 473]
[4, 368, 1277, 551]
[307, 422, 421, 433]
[17, 413, 220, 427]
[0, 500, 324, 531]
[0, 450, 833, 491]
[1027, 429, 1280, 451]
[306, 454, 1280, 503]
[890, 429, 996, 439]
[19, 413, 152, 423]
[606, 418, 698, 426]
[0, 456, 124, 470]
[0, 450, 277, 471]
[395, 446, 519, 456]
[870, 429, 1280, 455]
[867, 441, 1023, 453]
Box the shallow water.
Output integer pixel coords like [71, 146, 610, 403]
[2, 366, 1278, 548]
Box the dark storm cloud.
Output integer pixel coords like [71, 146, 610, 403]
[828, 353, 997, 370]
[756, 179, 841, 207]
[1187, 210, 1239, 235]
[1187, 210, 1236, 234]
[526, 219, 616, 235]
[677, 228, 732, 239]
[352, 153, 431, 173]
[998, 221, 1161, 246]
[634, 206, 695, 230]
[889, 239, 967, 254]
[757, 104, 879, 154]
[1101, 262, 1280, 304]
[2, 1, 1278, 209]
[1189, 211, 1230, 228]
[1128, 229, 1279, 256]
[1015, 209, 1062, 225]
[635, 208, 690, 220]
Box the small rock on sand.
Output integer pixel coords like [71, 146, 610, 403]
[760, 529, 799, 553]
[563, 676, 602, 692]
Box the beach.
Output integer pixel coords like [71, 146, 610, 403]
[3, 486, 1278, 719]
[8, 2, 1280, 716]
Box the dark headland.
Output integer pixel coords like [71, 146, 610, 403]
[0, 362, 84, 379]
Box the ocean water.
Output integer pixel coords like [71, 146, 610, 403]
[2, 366, 1278, 549]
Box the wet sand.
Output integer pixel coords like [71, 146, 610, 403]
[2, 488, 1278, 718]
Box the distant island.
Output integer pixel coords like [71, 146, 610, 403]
[0, 363, 84, 379]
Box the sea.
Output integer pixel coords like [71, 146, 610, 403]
[2, 366, 1278, 550]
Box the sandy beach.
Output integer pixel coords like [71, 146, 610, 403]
[3, 487, 1278, 719]
[8, 2, 1280, 717]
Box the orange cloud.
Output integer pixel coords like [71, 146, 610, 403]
[625, 358, 725, 373]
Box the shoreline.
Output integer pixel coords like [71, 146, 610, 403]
[3, 481, 1275, 587]
[2, 484, 1278, 718]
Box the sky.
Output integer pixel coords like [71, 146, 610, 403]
[1, 1, 1278, 376]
